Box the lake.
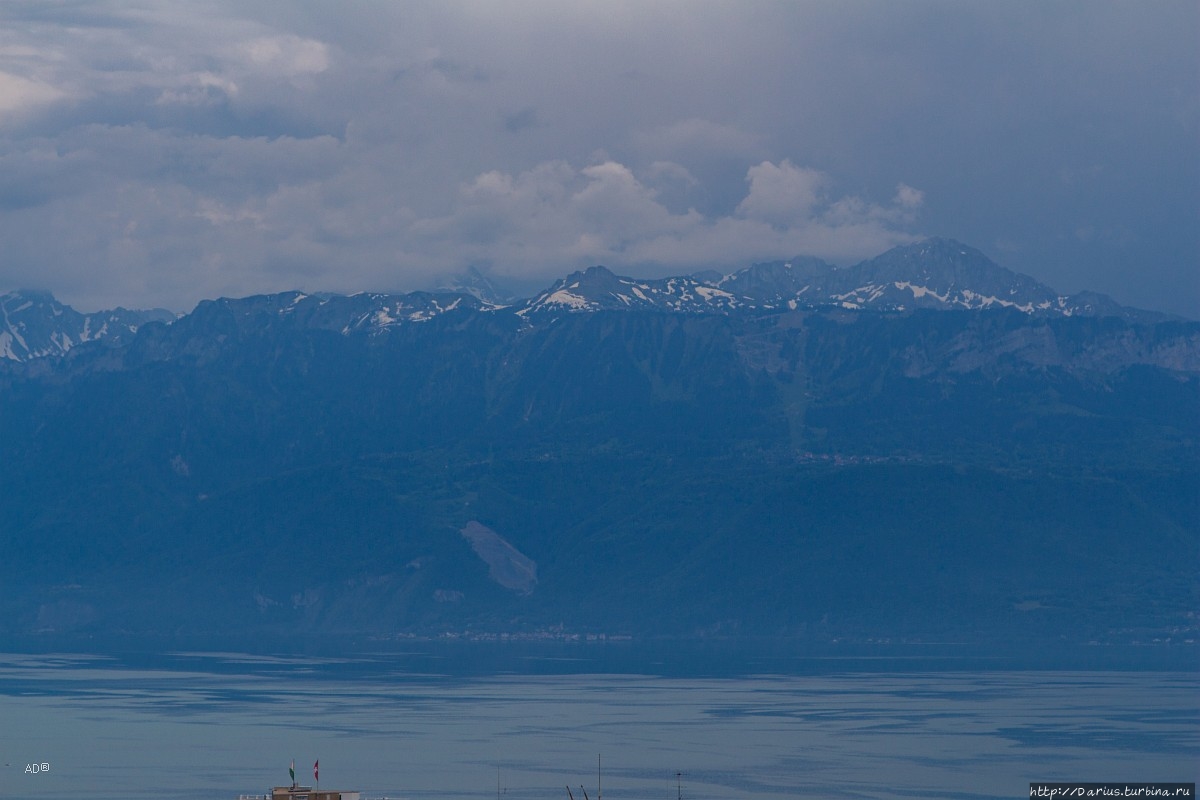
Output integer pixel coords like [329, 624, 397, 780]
[0, 646, 1196, 800]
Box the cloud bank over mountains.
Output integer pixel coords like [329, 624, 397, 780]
[415, 158, 924, 280]
[0, 2, 1194, 316]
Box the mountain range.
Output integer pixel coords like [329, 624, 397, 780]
[0, 238, 1195, 650]
[1, 239, 1177, 365]
[0, 289, 174, 362]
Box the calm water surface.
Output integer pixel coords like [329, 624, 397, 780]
[0, 649, 1195, 800]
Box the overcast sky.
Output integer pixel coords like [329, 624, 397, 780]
[0, 1, 1196, 316]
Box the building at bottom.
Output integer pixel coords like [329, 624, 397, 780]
[238, 787, 360, 800]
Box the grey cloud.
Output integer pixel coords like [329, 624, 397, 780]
[0, 1, 1192, 317]
[406, 158, 919, 280]
[503, 107, 538, 133]
[632, 119, 765, 162]
[0, 147, 916, 311]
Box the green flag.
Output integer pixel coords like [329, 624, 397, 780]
[289, 759, 295, 782]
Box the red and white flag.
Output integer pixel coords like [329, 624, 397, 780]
[314, 760, 319, 782]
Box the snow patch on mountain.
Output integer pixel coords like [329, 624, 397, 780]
[0, 290, 175, 362]
[2, 238, 1177, 363]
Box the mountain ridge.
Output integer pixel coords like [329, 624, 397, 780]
[0, 289, 175, 362]
[1, 238, 1178, 363]
[0, 238, 1194, 647]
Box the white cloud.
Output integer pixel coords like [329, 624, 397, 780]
[572, 161, 695, 242]
[894, 183, 924, 213]
[0, 7, 334, 128]
[645, 160, 698, 187]
[736, 160, 829, 227]
[239, 35, 330, 77]
[0, 140, 922, 310]
[410, 158, 919, 278]
[0, 70, 65, 115]
[155, 72, 239, 106]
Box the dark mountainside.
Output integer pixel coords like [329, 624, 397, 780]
[1, 239, 1196, 649]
